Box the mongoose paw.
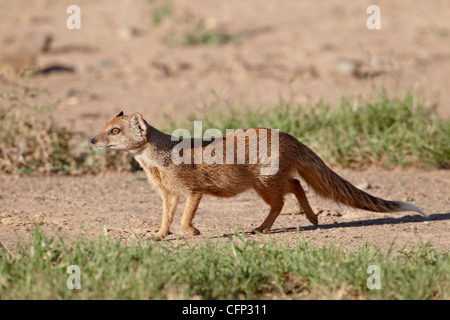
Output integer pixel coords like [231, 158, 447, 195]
[187, 227, 201, 236]
[307, 215, 318, 226]
[252, 227, 271, 234]
[182, 224, 200, 236]
[153, 232, 167, 241]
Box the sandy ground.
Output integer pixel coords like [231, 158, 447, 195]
[0, 168, 449, 250]
[0, 1, 449, 250]
[1, 0, 450, 134]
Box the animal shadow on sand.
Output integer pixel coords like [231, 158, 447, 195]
[163, 213, 450, 241]
[269, 212, 450, 234]
[215, 212, 450, 239]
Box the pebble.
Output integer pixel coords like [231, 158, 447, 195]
[75, 62, 90, 74]
[63, 88, 77, 98]
[369, 57, 381, 68]
[25, 32, 53, 54]
[99, 58, 115, 67]
[117, 27, 139, 40]
[324, 209, 342, 217]
[204, 17, 218, 31]
[337, 59, 361, 75]
[356, 182, 371, 190]
[66, 96, 79, 106]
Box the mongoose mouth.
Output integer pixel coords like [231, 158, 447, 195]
[97, 144, 116, 149]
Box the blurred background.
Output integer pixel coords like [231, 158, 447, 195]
[1, 0, 449, 135]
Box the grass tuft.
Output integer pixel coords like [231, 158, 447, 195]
[164, 21, 240, 46]
[0, 79, 139, 175]
[151, 0, 172, 26]
[0, 227, 448, 299]
[166, 92, 450, 169]
[1, 78, 448, 175]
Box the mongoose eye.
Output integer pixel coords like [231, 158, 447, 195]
[111, 128, 121, 135]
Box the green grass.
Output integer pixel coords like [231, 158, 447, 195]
[1, 78, 448, 175]
[164, 22, 240, 46]
[151, 0, 172, 26]
[165, 92, 450, 169]
[179, 25, 239, 46]
[0, 227, 448, 299]
[0, 79, 140, 175]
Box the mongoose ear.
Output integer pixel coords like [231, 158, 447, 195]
[131, 113, 147, 137]
[116, 111, 124, 117]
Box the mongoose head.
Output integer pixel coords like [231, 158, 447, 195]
[91, 111, 148, 150]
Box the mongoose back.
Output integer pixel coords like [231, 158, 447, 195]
[91, 112, 427, 240]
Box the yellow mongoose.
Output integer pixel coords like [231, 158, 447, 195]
[92, 112, 427, 240]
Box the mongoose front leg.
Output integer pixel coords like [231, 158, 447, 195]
[253, 202, 284, 234]
[154, 191, 179, 240]
[180, 192, 203, 236]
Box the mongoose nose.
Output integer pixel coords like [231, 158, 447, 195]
[91, 138, 96, 144]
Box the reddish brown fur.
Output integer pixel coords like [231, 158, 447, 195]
[92, 112, 426, 240]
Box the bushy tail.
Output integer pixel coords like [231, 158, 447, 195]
[295, 143, 428, 217]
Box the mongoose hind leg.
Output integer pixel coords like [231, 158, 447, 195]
[290, 179, 318, 226]
[253, 188, 285, 234]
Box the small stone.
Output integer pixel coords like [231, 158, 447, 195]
[356, 182, 371, 190]
[117, 27, 139, 40]
[369, 57, 381, 68]
[204, 17, 218, 31]
[337, 59, 361, 75]
[66, 96, 79, 106]
[99, 59, 115, 67]
[63, 88, 77, 98]
[75, 62, 90, 74]
[324, 209, 342, 217]
[25, 33, 53, 54]
[82, 92, 99, 101]
[332, 210, 342, 217]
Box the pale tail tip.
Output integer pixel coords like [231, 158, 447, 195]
[395, 201, 429, 218]
[417, 208, 429, 218]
